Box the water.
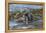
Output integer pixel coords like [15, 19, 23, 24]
[9, 16, 43, 30]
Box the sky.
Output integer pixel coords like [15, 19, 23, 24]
[9, 4, 43, 12]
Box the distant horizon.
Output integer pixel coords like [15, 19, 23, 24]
[9, 4, 43, 12]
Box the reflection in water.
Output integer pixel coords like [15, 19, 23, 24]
[9, 15, 43, 30]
